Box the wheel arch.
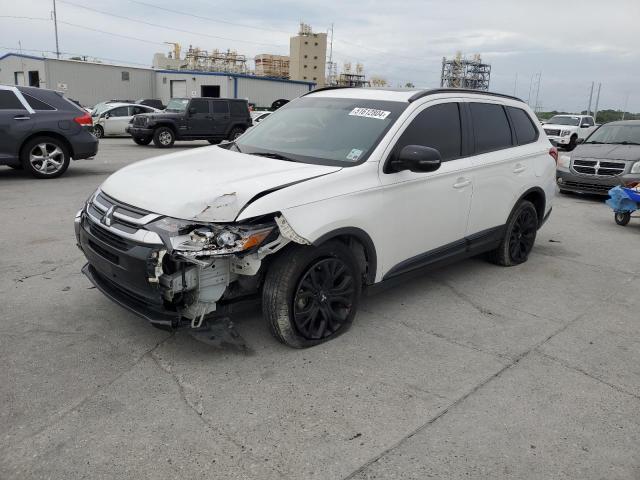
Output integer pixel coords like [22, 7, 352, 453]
[152, 122, 178, 134]
[20, 131, 74, 159]
[312, 227, 378, 285]
[516, 186, 546, 227]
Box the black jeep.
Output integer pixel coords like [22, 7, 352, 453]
[126, 97, 252, 148]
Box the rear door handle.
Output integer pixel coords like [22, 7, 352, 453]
[13, 115, 31, 121]
[513, 163, 526, 174]
[453, 178, 471, 189]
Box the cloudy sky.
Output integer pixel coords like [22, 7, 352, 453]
[2, 0, 639, 112]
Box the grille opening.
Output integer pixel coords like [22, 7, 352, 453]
[89, 223, 130, 250]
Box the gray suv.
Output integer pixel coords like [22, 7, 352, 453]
[0, 85, 98, 178]
[556, 120, 640, 195]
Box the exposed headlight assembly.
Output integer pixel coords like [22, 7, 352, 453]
[151, 217, 275, 258]
[631, 161, 640, 174]
[561, 130, 571, 137]
[558, 154, 571, 169]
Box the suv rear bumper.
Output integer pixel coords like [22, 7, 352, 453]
[71, 129, 99, 159]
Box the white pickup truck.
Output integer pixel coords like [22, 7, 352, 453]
[542, 114, 597, 150]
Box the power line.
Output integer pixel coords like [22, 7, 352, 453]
[0, 45, 153, 68]
[56, 0, 287, 48]
[128, 0, 289, 34]
[58, 20, 168, 46]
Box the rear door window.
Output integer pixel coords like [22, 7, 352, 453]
[507, 107, 538, 145]
[470, 103, 513, 153]
[211, 101, 229, 114]
[0, 90, 26, 109]
[229, 101, 248, 117]
[392, 102, 462, 162]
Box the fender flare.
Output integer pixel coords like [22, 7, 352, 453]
[312, 227, 378, 284]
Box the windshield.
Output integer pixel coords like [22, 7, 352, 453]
[547, 116, 580, 126]
[166, 98, 189, 112]
[234, 97, 407, 166]
[91, 102, 110, 117]
[585, 124, 640, 145]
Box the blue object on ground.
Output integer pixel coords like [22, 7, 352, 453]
[606, 186, 639, 213]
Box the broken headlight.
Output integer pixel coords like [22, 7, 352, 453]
[151, 217, 275, 257]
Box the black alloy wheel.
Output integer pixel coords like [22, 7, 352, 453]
[509, 207, 538, 263]
[293, 258, 356, 340]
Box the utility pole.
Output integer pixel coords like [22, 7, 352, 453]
[52, 0, 60, 59]
[513, 72, 518, 96]
[622, 92, 630, 120]
[534, 72, 542, 113]
[586, 81, 594, 116]
[593, 83, 601, 123]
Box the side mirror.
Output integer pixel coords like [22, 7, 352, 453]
[103, 113, 110, 119]
[389, 145, 442, 173]
[188, 107, 197, 115]
[581, 124, 590, 128]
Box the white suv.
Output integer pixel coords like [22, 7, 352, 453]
[75, 87, 557, 348]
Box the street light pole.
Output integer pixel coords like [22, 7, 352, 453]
[52, 0, 60, 59]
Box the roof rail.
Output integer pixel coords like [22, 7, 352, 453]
[302, 86, 353, 96]
[408, 88, 523, 103]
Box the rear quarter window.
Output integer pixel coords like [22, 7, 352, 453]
[470, 102, 513, 154]
[23, 93, 56, 111]
[507, 106, 538, 145]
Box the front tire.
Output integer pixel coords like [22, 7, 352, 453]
[565, 135, 578, 151]
[262, 241, 361, 348]
[153, 127, 175, 148]
[615, 212, 631, 226]
[489, 200, 538, 266]
[93, 125, 104, 139]
[132, 136, 152, 145]
[20, 136, 70, 179]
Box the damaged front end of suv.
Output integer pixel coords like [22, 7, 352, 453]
[75, 189, 305, 333]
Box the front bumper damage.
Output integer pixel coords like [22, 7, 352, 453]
[75, 191, 304, 337]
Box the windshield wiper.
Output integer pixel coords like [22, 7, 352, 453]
[250, 152, 297, 162]
[584, 141, 604, 144]
[610, 141, 640, 145]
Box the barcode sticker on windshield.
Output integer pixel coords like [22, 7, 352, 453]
[349, 107, 390, 120]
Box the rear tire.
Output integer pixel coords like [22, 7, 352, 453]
[615, 212, 631, 226]
[227, 127, 245, 140]
[262, 241, 361, 348]
[132, 136, 152, 145]
[566, 135, 577, 151]
[20, 136, 70, 179]
[153, 127, 175, 148]
[489, 200, 538, 266]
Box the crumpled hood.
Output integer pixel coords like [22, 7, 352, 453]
[573, 144, 640, 161]
[100, 146, 341, 222]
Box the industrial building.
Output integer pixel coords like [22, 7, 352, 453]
[0, 52, 314, 108]
[254, 54, 290, 79]
[289, 23, 327, 86]
[440, 53, 491, 91]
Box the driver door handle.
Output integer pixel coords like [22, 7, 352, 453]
[13, 115, 31, 120]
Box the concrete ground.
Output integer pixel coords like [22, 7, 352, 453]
[1, 138, 639, 479]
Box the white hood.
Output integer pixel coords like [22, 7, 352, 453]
[100, 146, 341, 222]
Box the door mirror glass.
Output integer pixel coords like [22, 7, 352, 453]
[390, 145, 442, 173]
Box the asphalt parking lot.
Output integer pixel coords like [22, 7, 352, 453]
[1, 138, 639, 479]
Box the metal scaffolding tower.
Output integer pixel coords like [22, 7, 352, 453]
[440, 53, 491, 91]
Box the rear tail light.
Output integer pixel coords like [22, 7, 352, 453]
[74, 112, 93, 126]
[548, 146, 558, 163]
